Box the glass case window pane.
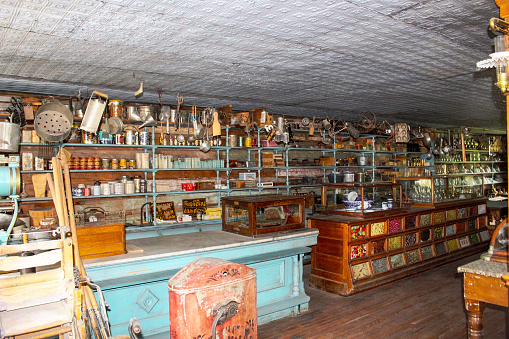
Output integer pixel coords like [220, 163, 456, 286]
[351, 262, 371, 280]
[388, 218, 402, 233]
[406, 249, 421, 264]
[470, 233, 480, 244]
[405, 215, 417, 229]
[419, 214, 431, 227]
[468, 219, 476, 231]
[459, 236, 471, 248]
[421, 245, 434, 260]
[448, 239, 459, 251]
[420, 229, 431, 242]
[388, 236, 402, 251]
[433, 211, 445, 224]
[372, 239, 386, 254]
[456, 221, 467, 233]
[372, 258, 388, 274]
[435, 242, 448, 255]
[405, 233, 417, 247]
[370, 222, 385, 237]
[478, 217, 486, 229]
[351, 225, 367, 240]
[434, 227, 444, 239]
[446, 210, 456, 221]
[351, 244, 368, 259]
[445, 224, 455, 236]
[390, 253, 405, 269]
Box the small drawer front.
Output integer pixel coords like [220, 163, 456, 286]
[351, 224, 367, 240]
[370, 221, 386, 237]
[419, 214, 431, 227]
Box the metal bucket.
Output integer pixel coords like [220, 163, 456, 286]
[0, 122, 20, 152]
[0, 166, 20, 197]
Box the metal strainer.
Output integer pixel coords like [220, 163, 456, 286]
[34, 99, 73, 142]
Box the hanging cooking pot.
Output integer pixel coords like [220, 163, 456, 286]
[0, 121, 20, 152]
[34, 99, 74, 142]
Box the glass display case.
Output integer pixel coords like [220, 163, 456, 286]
[394, 174, 484, 207]
[320, 182, 402, 217]
[221, 194, 305, 236]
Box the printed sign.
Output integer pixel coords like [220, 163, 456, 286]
[182, 198, 207, 216]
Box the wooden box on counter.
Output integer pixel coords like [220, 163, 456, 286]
[76, 222, 126, 259]
[221, 194, 305, 236]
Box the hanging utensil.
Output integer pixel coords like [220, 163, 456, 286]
[187, 112, 195, 144]
[309, 116, 315, 136]
[199, 115, 211, 153]
[212, 108, 221, 137]
[176, 95, 184, 142]
[80, 91, 108, 133]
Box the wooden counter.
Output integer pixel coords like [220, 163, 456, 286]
[308, 199, 490, 296]
[84, 228, 318, 338]
[458, 259, 508, 338]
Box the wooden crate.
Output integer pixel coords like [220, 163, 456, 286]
[76, 222, 126, 259]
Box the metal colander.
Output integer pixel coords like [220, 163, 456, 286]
[34, 99, 73, 142]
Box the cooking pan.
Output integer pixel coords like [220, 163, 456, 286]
[34, 99, 73, 142]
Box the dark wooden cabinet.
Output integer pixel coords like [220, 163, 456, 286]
[308, 198, 490, 296]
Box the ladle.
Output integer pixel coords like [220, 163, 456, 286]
[199, 116, 211, 153]
[187, 112, 195, 144]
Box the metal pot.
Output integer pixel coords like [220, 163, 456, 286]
[34, 99, 74, 142]
[343, 171, 355, 182]
[0, 121, 20, 152]
[357, 156, 368, 166]
[355, 172, 365, 182]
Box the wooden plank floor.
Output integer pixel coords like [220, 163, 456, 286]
[258, 255, 508, 338]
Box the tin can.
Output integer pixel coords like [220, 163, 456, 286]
[114, 182, 125, 195]
[133, 176, 141, 193]
[100, 183, 110, 195]
[140, 179, 147, 193]
[228, 135, 238, 147]
[139, 131, 151, 145]
[125, 130, 137, 145]
[111, 159, 119, 169]
[101, 158, 110, 169]
[119, 158, 127, 169]
[83, 131, 97, 144]
[83, 187, 92, 196]
[114, 134, 124, 145]
[129, 159, 136, 169]
[108, 100, 125, 118]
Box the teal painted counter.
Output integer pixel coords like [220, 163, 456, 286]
[84, 228, 318, 337]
